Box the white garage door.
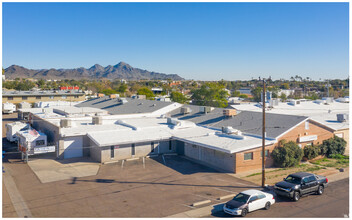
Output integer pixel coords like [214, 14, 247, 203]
[64, 136, 83, 159]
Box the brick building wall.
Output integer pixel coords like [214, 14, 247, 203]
[234, 119, 335, 173]
[334, 128, 349, 155]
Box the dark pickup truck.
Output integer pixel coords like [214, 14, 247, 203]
[274, 172, 328, 201]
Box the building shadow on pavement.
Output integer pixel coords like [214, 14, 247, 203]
[149, 154, 229, 175]
[69, 177, 262, 189]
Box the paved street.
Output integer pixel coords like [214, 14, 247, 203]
[207, 178, 349, 218]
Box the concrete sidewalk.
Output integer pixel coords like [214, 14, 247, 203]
[28, 157, 100, 183]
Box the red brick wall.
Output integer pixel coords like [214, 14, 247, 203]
[234, 119, 335, 173]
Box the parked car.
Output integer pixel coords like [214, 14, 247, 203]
[223, 189, 275, 217]
[274, 172, 328, 201]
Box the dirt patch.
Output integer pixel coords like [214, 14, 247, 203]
[243, 163, 340, 186]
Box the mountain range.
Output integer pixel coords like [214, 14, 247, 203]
[4, 62, 184, 81]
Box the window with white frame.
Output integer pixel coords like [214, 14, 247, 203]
[305, 121, 309, 130]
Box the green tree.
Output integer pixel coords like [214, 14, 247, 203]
[37, 79, 46, 89]
[272, 140, 304, 167]
[280, 93, 287, 101]
[280, 83, 290, 89]
[319, 136, 346, 158]
[170, 91, 187, 103]
[137, 87, 155, 99]
[231, 90, 241, 97]
[100, 88, 117, 96]
[239, 94, 248, 99]
[117, 84, 128, 94]
[191, 82, 228, 108]
[251, 87, 262, 102]
[15, 80, 36, 90]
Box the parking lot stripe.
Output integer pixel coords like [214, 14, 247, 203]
[191, 193, 215, 201]
[181, 204, 196, 209]
[214, 187, 237, 194]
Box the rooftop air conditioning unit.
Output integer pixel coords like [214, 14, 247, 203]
[181, 107, 191, 114]
[223, 109, 237, 117]
[289, 100, 301, 106]
[167, 117, 180, 126]
[60, 119, 72, 128]
[137, 95, 146, 100]
[199, 106, 213, 114]
[92, 116, 103, 125]
[322, 97, 334, 103]
[337, 114, 349, 122]
[269, 98, 279, 107]
[119, 98, 128, 104]
[109, 94, 118, 99]
[42, 108, 52, 114]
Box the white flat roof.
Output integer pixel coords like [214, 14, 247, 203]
[87, 119, 276, 154]
[18, 108, 47, 113]
[232, 100, 349, 130]
[174, 131, 276, 154]
[53, 106, 108, 115]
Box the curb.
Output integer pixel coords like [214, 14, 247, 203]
[126, 157, 140, 161]
[217, 194, 236, 201]
[192, 200, 211, 207]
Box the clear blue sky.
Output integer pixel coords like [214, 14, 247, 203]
[2, 2, 349, 80]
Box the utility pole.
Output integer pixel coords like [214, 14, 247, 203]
[262, 78, 266, 188]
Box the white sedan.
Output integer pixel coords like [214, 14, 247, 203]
[223, 189, 275, 217]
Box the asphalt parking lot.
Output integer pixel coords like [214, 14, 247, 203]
[207, 178, 349, 218]
[3, 153, 260, 217]
[2, 113, 260, 217]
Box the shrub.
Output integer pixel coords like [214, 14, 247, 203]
[303, 145, 320, 160]
[137, 87, 155, 99]
[272, 141, 304, 168]
[319, 136, 346, 158]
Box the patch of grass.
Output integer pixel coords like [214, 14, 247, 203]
[331, 154, 349, 160]
[310, 160, 322, 165]
[327, 163, 338, 167]
[305, 166, 324, 172]
[337, 159, 349, 164]
[310, 155, 349, 169]
[246, 172, 261, 177]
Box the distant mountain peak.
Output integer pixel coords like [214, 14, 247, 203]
[114, 61, 131, 68]
[89, 64, 104, 70]
[5, 62, 184, 81]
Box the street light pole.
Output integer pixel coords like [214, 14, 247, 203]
[262, 78, 266, 188]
